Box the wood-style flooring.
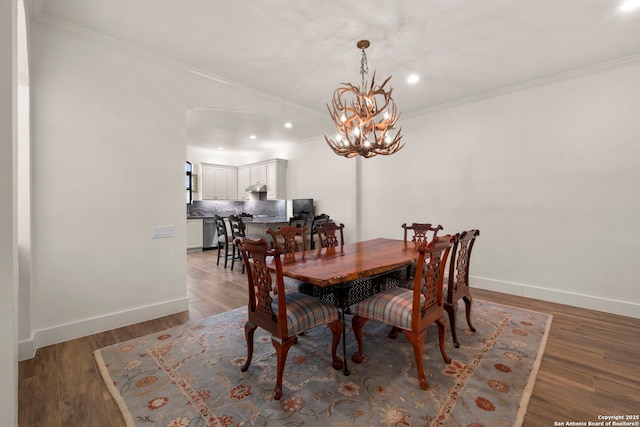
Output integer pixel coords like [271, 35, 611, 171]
[18, 250, 640, 426]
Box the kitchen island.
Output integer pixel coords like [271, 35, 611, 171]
[243, 216, 289, 240]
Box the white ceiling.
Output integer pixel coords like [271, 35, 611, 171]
[30, 0, 640, 153]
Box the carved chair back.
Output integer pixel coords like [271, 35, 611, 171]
[315, 222, 345, 248]
[310, 214, 331, 249]
[402, 222, 443, 244]
[446, 229, 480, 304]
[267, 225, 307, 255]
[411, 235, 454, 331]
[235, 238, 287, 337]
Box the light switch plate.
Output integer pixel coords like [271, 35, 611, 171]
[151, 225, 175, 239]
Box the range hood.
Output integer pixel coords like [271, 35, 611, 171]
[245, 183, 267, 192]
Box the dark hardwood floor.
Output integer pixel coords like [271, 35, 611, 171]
[18, 250, 640, 426]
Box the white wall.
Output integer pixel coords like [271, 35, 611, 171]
[0, 0, 18, 424]
[22, 25, 188, 355]
[286, 138, 358, 243]
[280, 58, 640, 318]
[21, 18, 328, 358]
[359, 59, 640, 317]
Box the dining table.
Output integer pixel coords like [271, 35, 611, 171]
[270, 237, 419, 374]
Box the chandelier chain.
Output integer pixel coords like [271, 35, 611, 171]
[360, 48, 369, 90]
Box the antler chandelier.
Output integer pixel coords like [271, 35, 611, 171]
[325, 40, 404, 158]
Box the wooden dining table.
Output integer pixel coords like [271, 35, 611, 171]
[278, 238, 416, 285]
[270, 237, 419, 374]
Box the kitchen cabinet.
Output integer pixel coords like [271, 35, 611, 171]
[245, 219, 289, 240]
[266, 159, 287, 200]
[236, 159, 287, 199]
[226, 168, 238, 200]
[187, 219, 203, 251]
[237, 166, 251, 200]
[250, 164, 267, 184]
[198, 163, 238, 200]
[195, 159, 284, 201]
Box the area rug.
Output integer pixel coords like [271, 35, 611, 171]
[94, 300, 552, 427]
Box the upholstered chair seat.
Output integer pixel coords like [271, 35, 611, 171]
[272, 291, 340, 336]
[352, 287, 425, 330]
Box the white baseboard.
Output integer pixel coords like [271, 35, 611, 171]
[473, 276, 640, 319]
[18, 297, 189, 361]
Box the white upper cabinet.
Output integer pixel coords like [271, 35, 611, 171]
[250, 164, 267, 184]
[237, 166, 251, 200]
[195, 159, 285, 201]
[198, 163, 238, 200]
[226, 167, 238, 200]
[266, 159, 287, 200]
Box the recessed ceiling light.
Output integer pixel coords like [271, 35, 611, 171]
[620, 0, 640, 11]
[284, 122, 293, 128]
[407, 74, 420, 84]
[218, 147, 224, 150]
[249, 135, 257, 139]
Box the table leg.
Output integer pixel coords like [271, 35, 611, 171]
[340, 307, 350, 376]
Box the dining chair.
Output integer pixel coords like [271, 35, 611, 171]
[235, 237, 343, 400]
[214, 215, 234, 269]
[314, 222, 345, 248]
[444, 229, 480, 348]
[267, 225, 312, 294]
[402, 222, 443, 244]
[289, 214, 310, 247]
[400, 222, 444, 282]
[267, 224, 307, 253]
[289, 213, 309, 227]
[227, 214, 247, 273]
[350, 235, 454, 390]
[310, 213, 331, 249]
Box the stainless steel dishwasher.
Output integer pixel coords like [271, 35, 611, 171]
[202, 218, 218, 250]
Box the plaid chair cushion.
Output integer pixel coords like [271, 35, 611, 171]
[283, 276, 314, 295]
[273, 291, 340, 336]
[352, 287, 424, 330]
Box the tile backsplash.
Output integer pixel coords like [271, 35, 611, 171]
[188, 200, 286, 218]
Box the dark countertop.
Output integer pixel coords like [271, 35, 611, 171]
[187, 215, 288, 224]
[187, 211, 235, 220]
[244, 217, 288, 224]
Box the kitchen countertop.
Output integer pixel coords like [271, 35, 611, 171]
[187, 215, 288, 224]
[244, 216, 288, 224]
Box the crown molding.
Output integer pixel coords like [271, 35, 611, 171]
[28, 11, 326, 119]
[406, 52, 640, 118]
[27, 5, 640, 122]
[23, 0, 40, 24]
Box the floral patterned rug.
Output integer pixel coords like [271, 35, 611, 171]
[94, 300, 551, 427]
